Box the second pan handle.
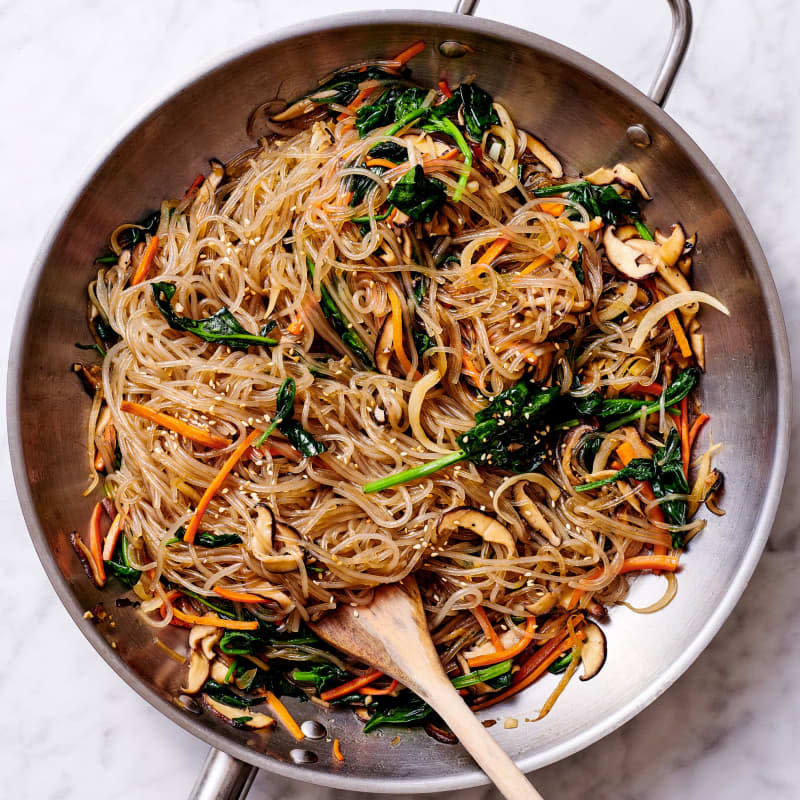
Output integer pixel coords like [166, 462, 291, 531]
[454, 0, 693, 108]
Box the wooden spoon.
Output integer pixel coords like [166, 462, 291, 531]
[310, 577, 544, 800]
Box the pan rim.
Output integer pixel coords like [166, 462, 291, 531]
[7, 8, 791, 794]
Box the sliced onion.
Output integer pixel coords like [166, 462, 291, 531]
[628, 291, 729, 353]
[597, 281, 637, 322]
[408, 370, 451, 453]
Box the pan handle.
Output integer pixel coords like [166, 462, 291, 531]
[454, 0, 692, 108]
[187, 748, 257, 800]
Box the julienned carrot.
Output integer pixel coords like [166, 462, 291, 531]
[321, 668, 383, 702]
[171, 608, 259, 630]
[336, 86, 378, 120]
[120, 401, 232, 449]
[265, 691, 305, 740]
[438, 79, 453, 98]
[518, 237, 567, 276]
[387, 287, 421, 379]
[471, 606, 503, 651]
[680, 396, 690, 477]
[214, 586, 266, 604]
[184, 173, 205, 198]
[471, 629, 584, 711]
[688, 413, 710, 450]
[88, 502, 106, 585]
[539, 202, 565, 216]
[479, 236, 510, 265]
[391, 40, 425, 66]
[619, 555, 679, 573]
[130, 235, 160, 286]
[615, 441, 636, 466]
[358, 678, 399, 696]
[332, 738, 345, 762]
[101, 512, 123, 561]
[365, 157, 401, 169]
[467, 617, 536, 668]
[184, 429, 260, 544]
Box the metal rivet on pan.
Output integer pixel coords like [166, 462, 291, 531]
[178, 694, 202, 714]
[439, 40, 470, 58]
[290, 748, 319, 764]
[626, 124, 652, 148]
[300, 720, 327, 739]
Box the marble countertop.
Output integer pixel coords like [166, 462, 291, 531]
[2, 1, 798, 797]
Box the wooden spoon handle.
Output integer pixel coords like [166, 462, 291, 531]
[423, 678, 543, 800]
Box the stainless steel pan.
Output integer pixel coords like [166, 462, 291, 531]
[8, 1, 790, 797]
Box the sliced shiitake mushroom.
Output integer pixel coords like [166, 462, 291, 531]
[210, 660, 230, 684]
[252, 505, 302, 573]
[183, 650, 210, 694]
[374, 316, 394, 375]
[525, 591, 559, 616]
[524, 132, 563, 178]
[654, 223, 687, 267]
[579, 621, 607, 681]
[72, 362, 103, 396]
[438, 507, 516, 556]
[513, 483, 560, 546]
[691, 332, 705, 371]
[603, 226, 657, 280]
[189, 624, 221, 660]
[204, 695, 275, 729]
[584, 163, 651, 200]
[252, 504, 275, 557]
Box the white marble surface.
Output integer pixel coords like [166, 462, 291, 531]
[2, 1, 798, 798]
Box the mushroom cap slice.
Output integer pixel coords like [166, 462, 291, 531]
[584, 163, 651, 200]
[204, 696, 275, 729]
[654, 223, 687, 267]
[438, 507, 516, 556]
[603, 226, 657, 280]
[513, 483, 560, 546]
[524, 132, 563, 178]
[374, 316, 394, 375]
[579, 621, 607, 681]
[183, 650, 210, 694]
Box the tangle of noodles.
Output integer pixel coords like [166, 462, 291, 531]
[74, 48, 726, 727]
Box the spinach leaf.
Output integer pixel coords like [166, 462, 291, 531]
[310, 67, 401, 107]
[104, 535, 140, 588]
[450, 660, 512, 689]
[548, 652, 574, 674]
[118, 210, 160, 249]
[170, 526, 242, 548]
[201, 679, 259, 709]
[245, 663, 307, 701]
[94, 254, 119, 265]
[455, 83, 500, 141]
[362, 692, 433, 733]
[387, 165, 446, 221]
[75, 342, 106, 358]
[90, 315, 120, 351]
[356, 87, 402, 137]
[368, 141, 408, 163]
[573, 457, 655, 492]
[650, 429, 690, 545]
[253, 376, 326, 456]
[292, 663, 352, 693]
[603, 369, 699, 431]
[151, 282, 278, 351]
[412, 329, 432, 357]
[348, 166, 387, 206]
[533, 182, 640, 226]
[219, 628, 273, 655]
[306, 257, 373, 367]
[571, 244, 586, 283]
[280, 420, 326, 457]
[394, 87, 428, 120]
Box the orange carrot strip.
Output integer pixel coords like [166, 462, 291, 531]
[467, 617, 536, 668]
[518, 237, 567, 276]
[287, 316, 305, 336]
[214, 586, 266, 604]
[120, 400, 232, 449]
[358, 678, 399, 696]
[471, 630, 585, 711]
[171, 608, 259, 630]
[321, 669, 383, 702]
[539, 202, 565, 216]
[265, 691, 305, 740]
[130, 235, 160, 286]
[667, 310, 693, 357]
[88, 502, 106, 585]
[73, 533, 105, 587]
[479, 236, 510, 265]
[387, 287, 420, 379]
[335, 86, 378, 121]
[184, 173, 205, 198]
[438, 79, 453, 98]
[184, 429, 260, 544]
[688, 413, 710, 451]
[391, 40, 425, 66]
[365, 157, 401, 169]
[101, 512, 123, 561]
[512, 624, 582, 686]
[615, 441, 636, 465]
[680, 397, 690, 477]
[471, 606, 503, 651]
[619, 555, 680, 574]
[332, 738, 345, 762]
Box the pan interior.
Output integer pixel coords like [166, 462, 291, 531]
[9, 12, 787, 793]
